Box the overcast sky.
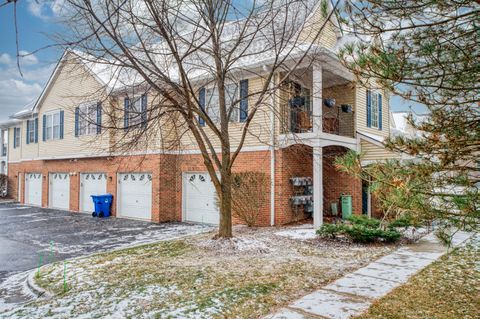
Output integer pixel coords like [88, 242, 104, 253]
[0, 1, 63, 122]
[0, 1, 425, 124]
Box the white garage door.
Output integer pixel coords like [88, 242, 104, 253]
[25, 173, 42, 206]
[183, 172, 219, 225]
[49, 173, 70, 210]
[80, 173, 107, 213]
[117, 173, 152, 220]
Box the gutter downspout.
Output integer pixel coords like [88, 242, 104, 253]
[270, 74, 276, 226]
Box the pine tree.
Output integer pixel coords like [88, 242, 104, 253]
[335, 0, 479, 239]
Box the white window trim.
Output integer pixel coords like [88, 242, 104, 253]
[27, 119, 36, 144]
[14, 127, 21, 148]
[205, 83, 240, 123]
[44, 110, 61, 141]
[128, 95, 144, 127]
[78, 102, 98, 136]
[370, 91, 381, 129]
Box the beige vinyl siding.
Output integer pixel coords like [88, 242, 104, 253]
[8, 126, 22, 162]
[37, 56, 110, 159]
[355, 83, 390, 139]
[21, 118, 40, 160]
[108, 92, 171, 154]
[299, 5, 338, 50]
[178, 76, 273, 151]
[361, 139, 399, 162]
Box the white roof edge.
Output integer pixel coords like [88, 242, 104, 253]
[31, 49, 109, 115]
[357, 131, 385, 147]
[31, 50, 69, 114]
[0, 119, 22, 128]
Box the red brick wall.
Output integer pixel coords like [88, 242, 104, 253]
[7, 155, 170, 222]
[274, 145, 313, 225]
[173, 150, 272, 226]
[323, 146, 362, 217]
[7, 146, 363, 226]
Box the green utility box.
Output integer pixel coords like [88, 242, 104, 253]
[331, 202, 338, 216]
[341, 194, 352, 219]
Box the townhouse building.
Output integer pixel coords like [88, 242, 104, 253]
[2, 4, 399, 227]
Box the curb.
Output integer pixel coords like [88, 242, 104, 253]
[26, 269, 53, 299]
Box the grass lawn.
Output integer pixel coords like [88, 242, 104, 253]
[2, 226, 393, 319]
[357, 235, 479, 319]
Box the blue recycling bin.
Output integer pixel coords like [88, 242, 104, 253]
[91, 194, 113, 218]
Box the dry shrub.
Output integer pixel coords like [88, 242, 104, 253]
[231, 172, 268, 227]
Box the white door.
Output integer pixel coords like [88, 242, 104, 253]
[49, 173, 70, 210]
[117, 173, 152, 220]
[80, 173, 107, 213]
[25, 173, 42, 206]
[183, 172, 219, 224]
[17, 173, 22, 202]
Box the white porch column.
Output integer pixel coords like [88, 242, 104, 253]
[313, 146, 323, 228]
[312, 64, 323, 134]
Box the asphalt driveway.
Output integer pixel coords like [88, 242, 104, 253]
[0, 202, 211, 284]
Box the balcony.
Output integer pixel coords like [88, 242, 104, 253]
[277, 66, 357, 152]
[280, 87, 355, 138]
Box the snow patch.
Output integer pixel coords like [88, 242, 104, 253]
[275, 228, 317, 241]
[197, 237, 270, 254]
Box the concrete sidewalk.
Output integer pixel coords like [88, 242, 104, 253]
[266, 230, 474, 319]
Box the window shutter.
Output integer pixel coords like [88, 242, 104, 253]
[239, 79, 249, 122]
[26, 120, 30, 145]
[96, 103, 102, 134]
[42, 115, 46, 141]
[378, 94, 382, 130]
[13, 128, 17, 149]
[366, 89, 372, 128]
[124, 97, 130, 130]
[74, 107, 80, 137]
[141, 94, 147, 129]
[34, 118, 38, 143]
[198, 88, 205, 126]
[59, 110, 64, 139]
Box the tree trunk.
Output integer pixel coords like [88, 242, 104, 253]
[218, 168, 233, 238]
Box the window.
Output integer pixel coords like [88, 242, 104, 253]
[27, 120, 36, 144]
[205, 83, 239, 122]
[128, 96, 143, 127]
[371, 93, 379, 128]
[14, 127, 21, 148]
[45, 112, 61, 141]
[368, 91, 382, 130]
[78, 103, 98, 136]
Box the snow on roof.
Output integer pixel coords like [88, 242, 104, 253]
[66, 0, 328, 89]
[9, 1, 342, 118]
[391, 111, 429, 137]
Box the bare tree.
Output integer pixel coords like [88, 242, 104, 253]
[51, 0, 338, 238]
